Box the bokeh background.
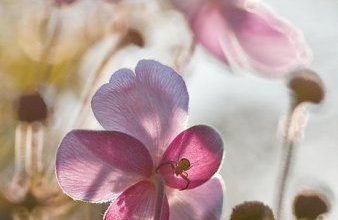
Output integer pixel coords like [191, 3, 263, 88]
[0, 0, 337, 219]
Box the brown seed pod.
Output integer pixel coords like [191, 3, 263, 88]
[288, 69, 325, 105]
[230, 201, 275, 220]
[16, 92, 47, 122]
[293, 191, 330, 220]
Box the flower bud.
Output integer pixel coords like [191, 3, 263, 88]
[230, 201, 275, 220]
[288, 69, 324, 105]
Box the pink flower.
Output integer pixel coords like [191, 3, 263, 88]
[55, 60, 224, 219]
[172, 0, 311, 77]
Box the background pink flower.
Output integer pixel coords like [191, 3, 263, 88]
[56, 60, 225, 219]
[171, 0, 311, 77]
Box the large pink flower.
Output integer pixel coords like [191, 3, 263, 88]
[172, 0, 311, 77]
[55, 60, 224, 219]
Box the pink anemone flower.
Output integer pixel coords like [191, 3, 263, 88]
[172, 0, 311, 77]
[55, 60, 224, 219]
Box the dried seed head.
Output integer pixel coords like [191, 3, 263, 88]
[16, 93, 47, 122]
[288, 69, 324, 105]
[119, 29, 145, 48]
[230, 201, 275, 220]
[293, 191, 329, 219]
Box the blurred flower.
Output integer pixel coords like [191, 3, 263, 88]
[171, 0, 311, 77]
[56, 60, 224, 219]
[0, 92, 80, 220]
[0, 0, 124, 92]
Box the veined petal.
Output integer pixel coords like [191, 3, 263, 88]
[92, 60, 189, 166]
[159, 125, 224, 190]
[104, 181, 169, 220]
[226, 2, 311, 75]
[55, 130, 153, 203]
[168, 175, 224, 220]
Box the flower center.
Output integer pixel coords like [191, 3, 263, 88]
[156, 158, 191, 190]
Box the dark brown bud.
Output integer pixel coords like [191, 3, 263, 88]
[230, 201, 275, 220]
[16, 93, 47, 122]
[288, 69, 324, 105]
[119, 29, 145, 48]
[293, 191, 329, 219]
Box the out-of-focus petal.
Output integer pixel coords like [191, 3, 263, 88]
[188, 1, 311, 76]
[56, 130, 153, 203]
[168, 175, 224, 220]
[170, 0, 205, 17]
[104, 181, 169, 220]
[226, 2, 311, 75]
[92, 59, 189, 166]
[190, 2, 233, 63]
[159, 125, 224, 190]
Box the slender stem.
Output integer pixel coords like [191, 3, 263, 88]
[276, 139, 295, 219]
[31, 122, 44, 176]
[24, 122, 45, 177]
[154, 175, 165, 220]
[14, 124, 26, 175]
[276, 101, 298, 219]
[24, 124, 33, 176]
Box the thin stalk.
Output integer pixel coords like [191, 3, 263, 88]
[14, 124, 26, 175]
[24, 124, 33, 176]
[25, 122, 45, 177]
[275, 100, 298, 219]
[31, 122, 44, 176]
[154, 175, 165, 220]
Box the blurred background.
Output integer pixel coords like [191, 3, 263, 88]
[0, 0, 337, 219]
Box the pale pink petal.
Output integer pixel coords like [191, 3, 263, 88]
[168, 175, 224, 220]
[92, 60, 189, 166]
[189, 1, 310, 76]
[158, 125, 224, 190]
[226, 2, 311, 75]
[56, 130, 153, 202]
[190, 2, 232, 63]
[104, 181, 169, 220]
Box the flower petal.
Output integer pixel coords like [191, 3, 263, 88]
[226, 2, 311, 75]
[56, 130, 153, 202]
[104, 181, 169, 220]
[159, 125, 224, 190]
[168, 175, 224, 220]
[91, 59, 189, 165]
[190, 2, 233, 63]
[189, 1, 310, 76]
